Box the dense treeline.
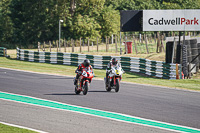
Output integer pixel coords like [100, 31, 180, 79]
[0, 0, 200, 48]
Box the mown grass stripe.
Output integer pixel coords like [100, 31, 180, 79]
[0, 92, 200, 133]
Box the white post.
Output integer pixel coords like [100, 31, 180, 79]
[112, 34, 113, 44]
[120, 32, 122, 55]
[59, 20, 63, 52]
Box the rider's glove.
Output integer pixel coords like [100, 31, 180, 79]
[106, 69, 110, 73]
[122, 69, 125, 74]
[93, 72, 95, 77]
[78, 71, 82, 74]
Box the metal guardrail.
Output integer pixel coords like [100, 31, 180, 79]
[16, 48, 181, 79]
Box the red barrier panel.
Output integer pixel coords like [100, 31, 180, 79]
[126, 42, 132, 53]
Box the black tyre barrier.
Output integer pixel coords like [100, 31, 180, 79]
[185, 40, 192, 63]
[198, 43, 200, 68]
[166, 41, 173, 63]
[175, 43, 181, 64]
[182, 44, 188, 77]
[190, 39, 199, 72]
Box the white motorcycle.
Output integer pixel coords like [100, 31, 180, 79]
[104, 65, 124, 92]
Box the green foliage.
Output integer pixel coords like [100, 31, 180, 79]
[76, 0, 105, 16]
[99, 5, 120, 37]
[9, 0, 71, 47]
[0, 0, 200, 48]
[71, 0, 105, 39]
[105, 0, 136, 10]
[73, 14, 101, 39]
[161, 0, 200, 9]
[0, 0, 13, 43]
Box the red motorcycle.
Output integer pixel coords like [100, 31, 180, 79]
[74, 67, 94, 95]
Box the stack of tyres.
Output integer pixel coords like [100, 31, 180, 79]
[175, 43, 182, 64]
[190, 39, 199, 72]
[165, 41, 174, 63]
[185, 40, 192, 63]
[182, 44, 188, 77]
[166, 41, 183, 64]
[198, 43, 200, 69]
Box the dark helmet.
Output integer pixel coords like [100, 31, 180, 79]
[112, 58, 118, 65]
[83, 59, 90, 67]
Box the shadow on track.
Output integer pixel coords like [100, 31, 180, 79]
[40, 77, 73, 79]
[88, 90, 108, 93]
[44, 90, 112, 95]
[44, 93, 78, 95]
[88, 90, 116, 93]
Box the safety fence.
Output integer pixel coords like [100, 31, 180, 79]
[0, 47, 7, 57]
[16, 48, 182, 79]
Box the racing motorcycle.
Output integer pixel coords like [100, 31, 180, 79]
[104, 65, 124, 92]
[74, 67, 94, 95]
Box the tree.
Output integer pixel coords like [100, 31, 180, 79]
[0, 0, 13, 44]
[70, 0, 120, 39]
[2, 0, 200, 48]
[99, 5, 120, 37]
[9, 0, 71, 47]
[161, 0, 200, 9]
[73, 15, 100, 39]
[70, 0, 104, 39]
[105, 0, 136, 10]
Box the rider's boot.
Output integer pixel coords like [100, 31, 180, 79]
[74, 74, 80, 85]
[74, 79, 77, 85]
[106, 73, 109, 86]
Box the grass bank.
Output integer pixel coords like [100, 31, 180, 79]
[0, 57, 200, 91]
[0, 123, 37, 133]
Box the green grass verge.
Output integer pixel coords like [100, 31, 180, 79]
[0, 123, 37, 133]
[0, 57, 200, 91]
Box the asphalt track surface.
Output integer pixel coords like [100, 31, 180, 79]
[0, 68, 200, 132]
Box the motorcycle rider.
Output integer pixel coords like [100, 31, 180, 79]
[74, 59, 93, 85]
[106, 58, 122, 85]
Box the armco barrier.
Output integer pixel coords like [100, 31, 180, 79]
[16, 48, 182, 79]
[0, 47, 7, 57]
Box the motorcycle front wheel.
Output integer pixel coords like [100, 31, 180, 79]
[106, 79, 111, 92]
[106, 86, 111, 92]
[115, 78, 120, 92]
[83, 82, 89, 95]
[75, 86, 81, 94]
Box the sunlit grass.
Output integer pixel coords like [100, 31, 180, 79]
[0, 123, 37, 133]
